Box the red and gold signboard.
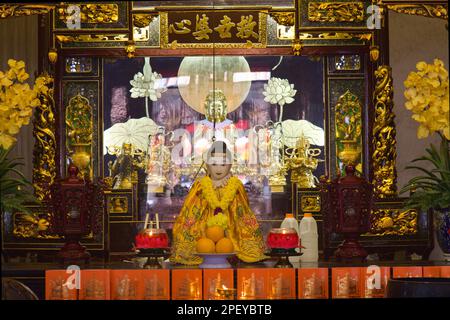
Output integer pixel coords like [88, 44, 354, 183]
[160, 10, 267, 49]
[423, 266, 443, 278]
[441, 266, 450, 278]
[79, 270, 111, 300]
[392, 266, 422, 278]
[298, 268, 329, 299]
[332, 267, 362, 298]
[237, 269, 267, 300]
[203, 269, 234, 300]
[172, 269, 202, 300]
[110, 270, 143, 300]
[361, 266, 390, 298]
[142, 269, 170, 300]
[45, 270, 78, 300]
[267, 268, 296, 299]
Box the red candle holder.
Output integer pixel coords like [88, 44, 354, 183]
[267, 228, 299, 250]
[135, 228, 169, 249]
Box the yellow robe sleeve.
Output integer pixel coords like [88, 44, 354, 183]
[228, 181, 268, 263]
[169, 180, 207, 265]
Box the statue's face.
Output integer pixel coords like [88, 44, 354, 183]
[122, 144, 132, 155]
[206, 152, 232, 181]
[205, 99, 227, 123]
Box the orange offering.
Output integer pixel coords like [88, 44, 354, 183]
[216, 238, 234, 253]
[196, 237, 216, 253]
[206, 226, 225, 243]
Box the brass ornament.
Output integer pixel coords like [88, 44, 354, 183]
[367, 208, 418, 236]
[269, 11, 295, 26]
[292, 38, 302, 56]
[335, 90, 362, 169]
[56, 3, 119, 24]
[48, 48, 58, 64]
[387, 4, 448, 20]
[308, 2, 365, 22]
[32, 74, 56, 201]
[125, 40, 136, 58]
[372, 65, 398, 198]
[0, 4, 54, 19]
[370, 45, 380, 62]
[65, 94, 93, 179]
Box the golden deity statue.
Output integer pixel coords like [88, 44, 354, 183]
[170, 141, 267, 265]
[108, 143, 145, 189]
[285, 134, 322, 188]
[204, 89, 228, 123]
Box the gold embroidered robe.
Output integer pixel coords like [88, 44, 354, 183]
[170, 176, 267, 265]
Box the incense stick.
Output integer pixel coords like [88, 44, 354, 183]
[155, 213, 160, 229]
[144, 213, 149, 229]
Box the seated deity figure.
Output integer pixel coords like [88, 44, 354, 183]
[170, 141, 268, 265]
[193, 90, 237, 159]
[109, 143, 134, 189]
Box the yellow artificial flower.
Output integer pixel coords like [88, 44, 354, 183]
[404, 59, 449, 140]
[0, 60, 48, 150]
[0, 133, 16, 149]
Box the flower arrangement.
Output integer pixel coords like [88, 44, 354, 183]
[200, 176, 241, 212]
[262, 77, 297, 122]
[400, 59, 450, 211]
[0, 59, 48, 213]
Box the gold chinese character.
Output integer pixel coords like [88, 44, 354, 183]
[169, 19, 192, 34]
[236, 15, 258, 40]
[214, 15, 235, 39]
[193, 14, 212, 40]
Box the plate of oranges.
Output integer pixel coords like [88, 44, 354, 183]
[196, 225, 235, 268]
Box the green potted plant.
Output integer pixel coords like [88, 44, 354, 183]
[400, 59, 450, 261]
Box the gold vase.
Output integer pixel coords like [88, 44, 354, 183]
[338, 140, 361, 166]
[70, 143, 91, 177]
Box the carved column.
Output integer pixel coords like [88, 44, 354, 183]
[372, 65, 397, 198]
[32, 75, 57, 201]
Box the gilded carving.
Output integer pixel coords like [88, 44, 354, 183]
[32, 74, 56, 201]
[308, 2, 365, 22]
[372, 65, 397, 198]
[57, 3, 119, 24]
[301, 196, 321, 212]
[13, 212, 60, 239]
[56, 34, 129, 43]
[335, 90, 363, 172]
[65, 94, 93, 179]
[0, 4, 54, 19]
[387, 4, 448, 20]
[270, 11, 295, 26]
[133, 14, 156, 28]
[368, 208, 418, 236]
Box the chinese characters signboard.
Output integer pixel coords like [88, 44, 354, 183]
[160, 10, 267, 48]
